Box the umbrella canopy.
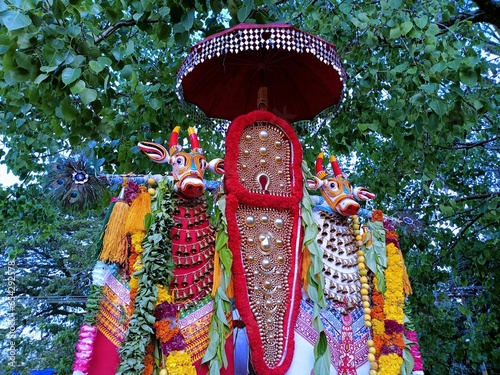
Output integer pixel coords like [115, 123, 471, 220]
[176, 23, 347, 123]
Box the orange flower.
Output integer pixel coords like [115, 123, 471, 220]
[143, 363, 153, 375]
[386, 332, 405, 350]
[372, 209, 384, 222]
[373, 333, 384, 359]
[143, 342, 154, 375]
[128, 253, 138, 275]
[154, 319, 180, 343]
[371, 289, 385, 320]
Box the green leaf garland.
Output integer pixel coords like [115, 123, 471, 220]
[117, 179, 175, 375]
[202, 195, 233, 374]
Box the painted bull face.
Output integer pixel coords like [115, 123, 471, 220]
[137, 126, 224, 198]
[308, 153, 375, 216]
[169, 150, 207, 198]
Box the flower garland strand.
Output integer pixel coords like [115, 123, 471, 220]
[202, 194, 234, 373]
[354, 214, 379, 374]
[72, 260, 111, 375]
[117, 180, 175, 375]
[405, 330, 424, 374]
[377, 220, 405, 375]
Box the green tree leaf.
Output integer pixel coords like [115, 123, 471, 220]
[0, 10, 32, 31]
[61, 67, 82, 85]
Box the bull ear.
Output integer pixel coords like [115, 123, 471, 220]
[307, 177, 323, 190]
[137, 141, 170, 164]
[353, 187, 376, 201]
[208, 158, 224, 175]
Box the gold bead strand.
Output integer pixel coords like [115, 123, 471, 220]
[353, 215, 378, 374]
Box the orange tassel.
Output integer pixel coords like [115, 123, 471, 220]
[99, 200, 130, 264]
[400, 252, 413, 296]
[226, 277, 234, 299]
[211, 248, 234, 298]
[211, 249, 221, 298]
[301, 246, 312, 296]
[125, 189, 152, 235]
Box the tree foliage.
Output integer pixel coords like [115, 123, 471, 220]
[0, 185, 103, 374]
[0, 0, 499, 374]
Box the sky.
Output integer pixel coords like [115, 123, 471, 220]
[0, 163, 20, 186]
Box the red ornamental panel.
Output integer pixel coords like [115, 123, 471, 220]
[224, 110, 303, 375]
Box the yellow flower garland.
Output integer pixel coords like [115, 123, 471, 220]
[378, 353, 403, 375]
[164, 351, 197, 375]
[156, 285, 174, 306]
[130, 276, 139, 290]
[131, 232, 145, 254]
[384, 243, 405, 324]
[372, 319, 385, 337]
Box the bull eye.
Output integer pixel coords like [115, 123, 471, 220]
[329, 182, 337, 189]
[175, 156, 185, 165]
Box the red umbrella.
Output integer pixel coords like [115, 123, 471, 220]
[176, 23, 347, 123]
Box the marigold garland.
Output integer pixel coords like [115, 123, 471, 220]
[377, 223, 406, 375]
[165, 351, 197, 375]
[372, 209, 384, 222]
[143, 342, 154, 375]
[384, 244, 405, 323]
[129, 276, 139, 290]
[153, 320, 181, 343]
[371, 279, 386, 362]
[378, 353, 403, 375]
[372, 318, 385, 337]
[156, 285, 174, 306]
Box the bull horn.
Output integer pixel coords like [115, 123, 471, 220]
[137, 141, 170, 164]
[315, 152, 328, 179]
[188, 127, 201, 151]
[169, 126, 181, 156]
[329, 155, 343, 177]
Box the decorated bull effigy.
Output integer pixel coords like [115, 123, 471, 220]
[63, 22, 425, 375]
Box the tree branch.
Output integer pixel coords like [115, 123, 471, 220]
[449, 212, 484, 251]
[453, 135, 500, 150]
[94, 18, 159, 44]
[438, 0, 500, 29]
[455, 192, 500, 203]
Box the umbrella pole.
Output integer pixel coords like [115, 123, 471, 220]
[257, 86, 268, 111]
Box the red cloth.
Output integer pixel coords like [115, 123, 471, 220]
[192, 333, 234, 375]
[87, 329, 120, 375]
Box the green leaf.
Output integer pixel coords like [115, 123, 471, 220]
[181, 9, 195, 30]
[429, 100, 448, 117]
[389, 26, 401, 39]
[210, 0, 223, 14]
[10, 0, 37, 10]
[34, 73, 49, 84]
[0, 10, 32, 31]
[414, 15, 428, 29]
[459, 69, 477, 87]
[70, 80, 86, 94]
[401, 21, 413, 35]
[61, 67, 82, 85]
[80, 88, 97, 104]
[89, 60, 105, 73]
[237, 5, 252, 22]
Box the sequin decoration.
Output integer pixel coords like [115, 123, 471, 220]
[237, 205, 293, 367]
[238, 122, 291, 196]
[176, 26, 347, 103]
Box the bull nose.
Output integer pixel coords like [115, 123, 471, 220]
[344, 204, 360, 215]
[183, 183, 204, 198]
